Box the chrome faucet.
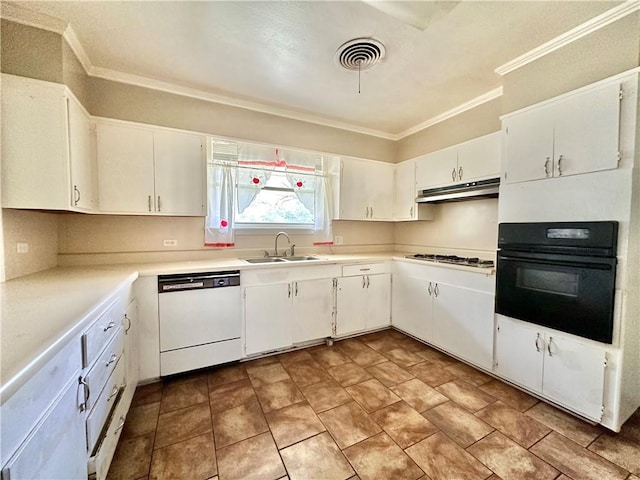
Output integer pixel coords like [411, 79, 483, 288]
[274, 231, 290, 256]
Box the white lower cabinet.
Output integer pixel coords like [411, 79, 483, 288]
[391, 274, 433, 341]
[336, 273, 391, 336]
[292, 278, 334, 344]
[495, 316, 607, 421]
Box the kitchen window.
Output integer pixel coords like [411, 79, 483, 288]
[205, 138, 336, 247]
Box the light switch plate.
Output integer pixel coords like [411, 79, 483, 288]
[334, 236, 344, 245]
[17, 242, 28, 253]
[163, 239, 178, 247]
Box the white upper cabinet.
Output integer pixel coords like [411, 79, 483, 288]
[415, 132, 500, 190]
[337, 157, 394, 221]
[97, 121, 206, 215]
[394, 160, 417, 221]
[503, 81, 621, 184]
[1, 74, 96, 211]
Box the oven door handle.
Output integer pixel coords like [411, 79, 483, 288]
[498, 255, 614, 270]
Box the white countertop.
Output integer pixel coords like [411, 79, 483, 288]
[0, 252, 494, 402]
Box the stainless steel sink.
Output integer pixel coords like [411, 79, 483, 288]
[243, 257, 287, 264]
[242, 255, 324, 264]
[283, 256, 323, 262]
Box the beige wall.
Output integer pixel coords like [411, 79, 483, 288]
[62, 40, 89, 106]
[2, 209, 59, 280]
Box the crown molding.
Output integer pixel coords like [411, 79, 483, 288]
[0, 1, 67, 33]
[396, 87, 503, 140]
[495, 0, 640, 76]
[62, 25, 93, 73]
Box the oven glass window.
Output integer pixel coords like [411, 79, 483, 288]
[516, 267, 579, 297]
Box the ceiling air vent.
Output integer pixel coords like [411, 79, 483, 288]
[335, 38, 386, 71]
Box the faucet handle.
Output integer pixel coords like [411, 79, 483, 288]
[291, 244, 296, 256]
[263, 250, 270, 257]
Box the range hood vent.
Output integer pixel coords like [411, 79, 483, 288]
[416, 177, 500, 204]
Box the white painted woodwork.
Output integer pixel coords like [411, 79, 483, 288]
[122, 299, 139, 409]
[337, 158, 393, 221]
[83, 329, 124, 410]
[456, 132, 501, 182]
[292, 278, 334, 343]
[1, 376, 86, 480]
[97, 122, 155, 213]
[134, 276, 161, 382]
[152, 130, 206, 215]
[82, 299, 121, 368]
[1, 74, 95, 211]
[245, 283, 294, 355]
[365, 273, 392, 329]
[342, 263, 388, 277]
[335, 275, 367, 335]
[432, 282, 494, 370]
[394, 160, 416, 221]
[367, 161, 394, 220]
[160, 339, 242, 376]
[392, 274, 431, 340]
[415, 146, 458, 190]
[86, 359, 125, 452]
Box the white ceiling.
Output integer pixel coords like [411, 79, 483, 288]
[6, 1, 622, 137]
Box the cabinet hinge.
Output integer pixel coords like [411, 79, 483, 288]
[603, 353, 608, 369]
[600, 404, 605, 422]
[619, 88, 623, 100]
[616, 152, 622, 165]
[505, 127, 508, 135]
[496, 325, 500, 332]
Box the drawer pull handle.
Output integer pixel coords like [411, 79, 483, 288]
[359, 268, 371, 271]
[79, 376, 90, 412]
[103, 321, 116, 332]
[124, 314, 132, 333]
[106, 354, 117, 368]
[108, 386, 119, 400]
[114, 416, 126, 434]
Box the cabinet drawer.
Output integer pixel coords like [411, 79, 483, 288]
[84, 329, 124, 411]
[342, 263, 388, 277]
[88, 391, 129, 480]
[82, 300, 121, 368]
[86, 359, 125, 452]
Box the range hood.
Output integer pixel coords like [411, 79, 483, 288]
[415, 177, 500, 203]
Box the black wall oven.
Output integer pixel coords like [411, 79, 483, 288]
[495, 221, 618, 344]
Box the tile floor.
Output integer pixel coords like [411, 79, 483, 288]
[107, 329, 640, 480]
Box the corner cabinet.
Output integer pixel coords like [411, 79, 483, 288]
[393, 160, 434, 222]
[495, 316, 607, 422]
[1, 74, 97, 211]
[96, 120, 206, 215]
[336, 157, 394, 221]
[503, 80, 622, 184]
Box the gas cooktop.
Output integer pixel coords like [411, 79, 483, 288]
[404, 254, 495, 268]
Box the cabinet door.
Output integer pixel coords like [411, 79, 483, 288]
[503, 105, 554, 184]
[365, 274, 391, 330]
[123, 299, 139, 409]
[153, 131, 206, 215]
[1, 376, 86, 480]
[391, 274, 432, 341]
[494, 317, 544, 392]
[415, 146, 458, 189]
[542, 335, 606, 421]
[339, 158, 369, 220]
[553, 82, 621, 178]
[368, 161, 394, 220]
[97, 122, 155, 213]
[67, 95, 95, 210]
[432, 283, 494, 370]
[292, 278, 334, 343]
[245, 284, 293, 355]
[457, 132, 501, 183]
[336, 276, 366, 335]
[394, 161, 417, 221]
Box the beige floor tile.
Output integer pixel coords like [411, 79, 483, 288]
[149, 432, 217, 480]
[265, 402, 326, 448]
[247, 362, 291, 388]
[478, 380, 539, 412]
[398, 336, 430, 353]
[285, 359, 332, 387]
[212, 398, 269, 448]
[346, 378, 401, 413]
[444, 362, 493, 386]
[131, 382, 163, 408]
[216, 432, 286, 480]
[383, 348, 425, 368]
[309, 346, 352, 368]
[525, 402, 601, 447]
[530, 431, 628, 480]
[327, 362, 373, 386]
[301, 379, 353, 413]
[318, 401, 382, 449]
[209, 379, 257, 414]
[409, 362, 458, 387]
[207, 364, 248, 389]
[361, 335, 403, 352]
[370, 401, 438, 449]
[619, 407, 640, 443]
[413, 347, 458, 368]
[337, 339, 387, 366]
[281, 431, 354, 480]
[243, 355, 280, 368]
[467, 431, 559, 480]
[475, 401, 551, 448]
[255, 378, 305, 413]
[422, 401, 494, 448]
[122, 402, 160, 440]
[391, 378, 448, 412]
[160, 379, 209, 413]
[628, 475, 640, 480]
[436, 379, 497, 412]
[277, 349, 314, 366]
[164, 370, 208, 386]
[367, 361, 414, 386]
[343, 432, 424, 480]
[406, 431, 492, 480]
[107, 432, 154, 480]
[155, 402, 212, 449]
[589, 432, 640, 474]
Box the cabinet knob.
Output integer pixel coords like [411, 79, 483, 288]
[544, 157, 551, 177]
[556, 155, 563, 176]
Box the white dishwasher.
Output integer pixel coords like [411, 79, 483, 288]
[158, 270, 241, 376]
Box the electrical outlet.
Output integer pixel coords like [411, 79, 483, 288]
[17, 242, 29, 253]
[163, 239, 178, 247]
[334, 236, 344, 245]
